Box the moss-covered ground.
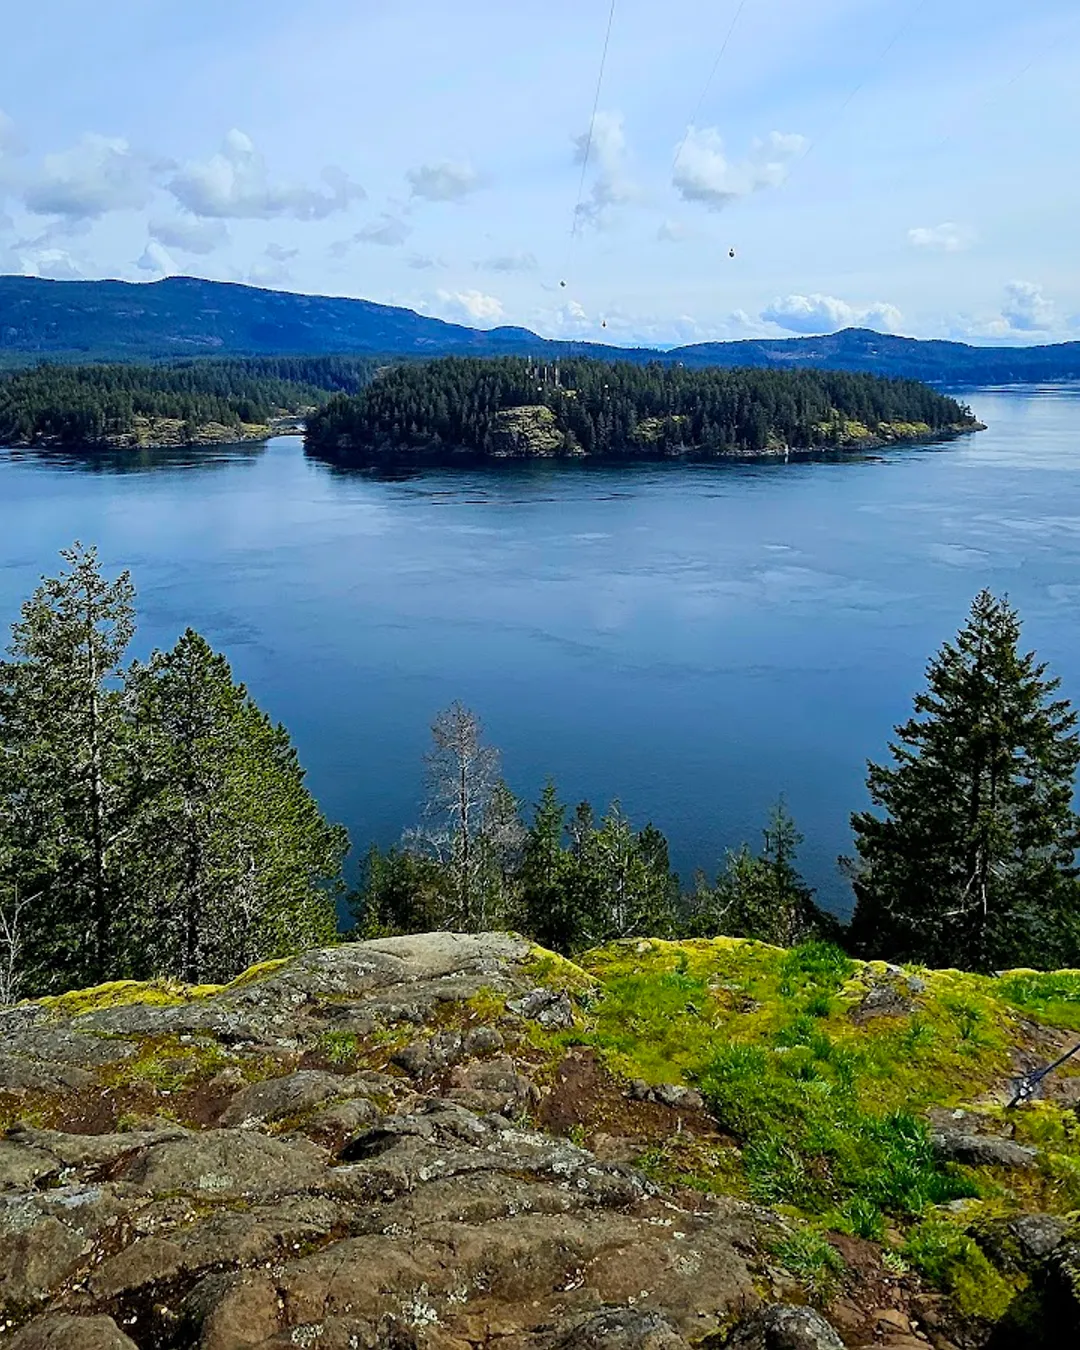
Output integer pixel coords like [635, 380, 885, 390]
[11, 935, 1079, 1332]
[515, 937, 1080, 1325]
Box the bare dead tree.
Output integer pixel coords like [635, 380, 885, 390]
[421, 702, 501, 931]
[0, 885, 35, 1006]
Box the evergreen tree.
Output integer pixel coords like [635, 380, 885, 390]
[688, 801, 835, 946]
[130, 629, 345, 982]
[848, 591, 1080, 970]
[521, 781, 576, 952]
[348, 843, 451, 938]
[0, 544, 136, 988]
[474, 779, 526, 931]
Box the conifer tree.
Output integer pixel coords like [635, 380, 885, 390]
[0, 544, 136, 988]
[521, 781, 575, 952]
[130, 629, 345, 982]
[688, 801, 833, 946]
[848, 591, 1080, 970]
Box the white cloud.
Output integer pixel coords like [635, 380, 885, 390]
[136, 240, 176, 275]
[1000, 279, 1054, 332]
[573, 111, 638, 229]
[169, 129, 364, 220]
[265, 242, 298, 262]
[761, 293, 903, 335]
[18, 247, 84, 279]
[477, 251, 538, 273]
[435, 288, 504, 326]
[408, 252, 447, 269]
[355, 213, 411, 246]
[24, 133, 162, 219]
[150, 216, 228, 255]
[673, 128, 806, 210]
[907, 222, 975, 253]
[407, 159, 483, 202]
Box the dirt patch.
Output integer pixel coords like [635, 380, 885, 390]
[537, 1049, 717, 1146]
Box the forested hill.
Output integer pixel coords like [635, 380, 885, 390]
[0, 274, 546, 363]
[305, 357, 980, 464]
[0, 356, 380, 448]
[3, 275, 1080, 382]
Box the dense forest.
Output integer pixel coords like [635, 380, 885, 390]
[0, 356, 380, 447]
[305, 357, 980, 463]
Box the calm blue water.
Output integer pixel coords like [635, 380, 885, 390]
[2, 385, 1078, 915]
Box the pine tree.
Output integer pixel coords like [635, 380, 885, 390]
[521, 781, 575, 952]
[688, 801, 834, 947]
[848, 591, 1080, 970]
[130, 629, 345, 982]
[0, 544, 137, 988]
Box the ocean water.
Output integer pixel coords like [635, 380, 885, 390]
[2, 384, 1078, 915]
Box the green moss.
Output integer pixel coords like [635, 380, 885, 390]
[223, 957, 290, 990]
[111, 1036, 234, 1093]
[523, 944, 597, 996]
[31, 955, 291, 1019]
[902, 1219, 1020, 1321]
[562, 938, 1076, 1238]
[36, 977, 224, 1017]
[318, 1030, 362, 1067]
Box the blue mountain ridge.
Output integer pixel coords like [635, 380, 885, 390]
[2, 274, 1079, 382]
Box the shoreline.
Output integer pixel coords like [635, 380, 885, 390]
[305, 420, 986, 470]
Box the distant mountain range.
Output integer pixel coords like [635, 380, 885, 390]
[3, 274, 1080, 384]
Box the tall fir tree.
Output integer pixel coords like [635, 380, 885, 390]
[0, 544, 136, 988]
[848, 591, 1080, 970]
[130, 629, 345, 982]
[521, 781, 575, 952]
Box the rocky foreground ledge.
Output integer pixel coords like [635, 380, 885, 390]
[0, 933, 1077, 1350]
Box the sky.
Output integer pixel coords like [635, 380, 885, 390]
[1, 0, 1077, 347]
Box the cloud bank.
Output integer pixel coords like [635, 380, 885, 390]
[169, 130, 363, 220]
[407, 160, 483, 202]
[761, 293, 903, 334]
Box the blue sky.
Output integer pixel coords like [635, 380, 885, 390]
[1, 0, 1077, 345]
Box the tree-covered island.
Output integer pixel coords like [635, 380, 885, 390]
[305, 356, 983, 465]
[0, 356, 379, 449]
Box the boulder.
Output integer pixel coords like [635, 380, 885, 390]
[216, 1070, 344, 1127]
[115, 1129, 328, 1199]
[8, 1315, 139, 1350]
[0, 1140, 60, 1191]
[507, 987, 575, 1028]
[930, 1129, 1038, 1169]
[554, 1307, 690, 1348]
[725, 1303, 846, 1349]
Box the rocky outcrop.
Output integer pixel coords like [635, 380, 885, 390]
[0, 934, 804, 1349]
[1, 932, 1076, 1350]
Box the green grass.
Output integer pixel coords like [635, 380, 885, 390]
[568, 937, 1080, 1239]
[770, 1226, 846, 1303]
[996, 970, 1080, 1031]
